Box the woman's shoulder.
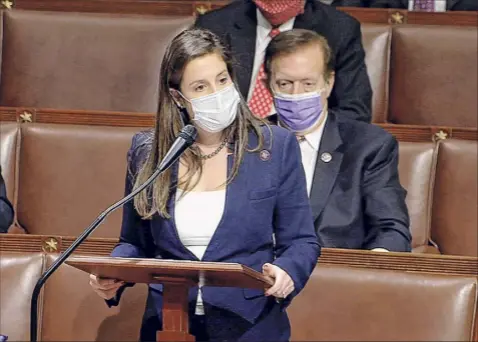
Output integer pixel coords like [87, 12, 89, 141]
[256, 123, 296, 150]
[131, 130, 154, 149]
[128, 130, 154, 167]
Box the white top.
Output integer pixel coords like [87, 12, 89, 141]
[175, 188, 226, 315]
[298, 113, 328, 196]
[408, 0, 446, 12]
[247, 9, 296, 116]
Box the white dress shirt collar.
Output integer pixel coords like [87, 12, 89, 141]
[300, 112, 328, 153]
[256, 9, 296, 49]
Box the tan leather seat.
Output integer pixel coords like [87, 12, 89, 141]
[0, 251, 45, 341]
[398, 141, 437, 252]
[288, 264, 478, 341]
[431, 139, 478, 257]
[40, 254, 147, 341]
[361, 25, 391, 123]
[0, 250, 476, 341]
[389, 25, 477, 127]
[16, 123, 143, 237]
[0, 10, 193, 112]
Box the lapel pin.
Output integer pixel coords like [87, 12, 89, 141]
[259, 149, 271, 161]
[321, 152, 332, 163]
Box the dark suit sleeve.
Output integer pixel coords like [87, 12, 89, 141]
[368, 0, 406, 8]
[0, 168, 14, 233]
[451, 0, 478, 10]
[194, 14, 224, 39]
[332, 0, 368, 7]
[362, 135, 412, 252]
[106, 134, 156, 307]
[272, 132, 321, 303]
[194, 13, 208, 29]
[329, 18, 372, 122]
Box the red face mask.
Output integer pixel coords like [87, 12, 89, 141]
[253, 0, 305, 27]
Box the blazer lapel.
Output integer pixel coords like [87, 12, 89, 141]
[231, 0, 258, 98]
[202, 150, 245, 260]
[309, 113, 344, 222]
[164, 161, 197, 256]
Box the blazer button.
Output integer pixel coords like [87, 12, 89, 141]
[321, 152, 332, 163]
[259, 149, 271, 161]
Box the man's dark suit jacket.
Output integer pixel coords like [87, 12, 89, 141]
[333, 0, 478, 11]
[0, 166, 14, 233]
[272, 111, 412, 251]
[195, 0, 373, 123]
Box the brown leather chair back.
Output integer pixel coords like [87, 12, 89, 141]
[389, 25, 477, 127]
[0, 122, 18, 202]
[0, 10, 193, 112]
[398, 141, 437, 251]
[40, 254, 147, 341]
[288, 265, 478, 341]
[0, 252, 45, 341]
[16, 123, 143, 237]
[431, 139, 478, 257]
[361, 24, 391, 123]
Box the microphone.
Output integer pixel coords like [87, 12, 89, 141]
[30, 124, 197, 342]
[157, 124, 197, 171]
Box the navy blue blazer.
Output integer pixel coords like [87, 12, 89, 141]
[195, 0, 373, 123]
[109, 125, 320, 341]
[290, 111, 412, 251]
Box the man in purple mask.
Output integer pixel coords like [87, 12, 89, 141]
[265, 29, 412, 252]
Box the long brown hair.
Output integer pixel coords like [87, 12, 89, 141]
[134, 28, 267, 219]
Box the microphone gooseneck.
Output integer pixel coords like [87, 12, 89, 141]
[30, 125, 197, 342]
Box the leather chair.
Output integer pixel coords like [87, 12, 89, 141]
[1, 10, 477, 128]
[39, 254, 147, 341]
[22, 254, 478, 341]
[16, 123, 143, 237]
[0, 251, 45, 341]
[361, 24, 391, 123]
[288, 264, 478, 341]
[12, 122, 440, 252]
[431, 139, 478, 257]
[0, 250, 476, 341]
[0, 10, 193, 113]
[389, 25, 477, 127]
[398, 141, 438, 253]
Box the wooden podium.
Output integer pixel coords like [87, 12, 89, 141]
[66, 256, 273, 341]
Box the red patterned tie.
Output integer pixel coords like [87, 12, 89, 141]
[413, 0, 435, 11]
[248, 28, 281, 118]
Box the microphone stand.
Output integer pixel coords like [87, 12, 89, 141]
[29, 122, 197, 342]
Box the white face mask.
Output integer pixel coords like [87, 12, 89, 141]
[180, 84, 240, 133]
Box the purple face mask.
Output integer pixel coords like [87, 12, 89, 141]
[274, 91, 324, 132]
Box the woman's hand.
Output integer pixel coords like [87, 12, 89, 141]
[89, 274, 124, 300]
[262, 263, 295, 299]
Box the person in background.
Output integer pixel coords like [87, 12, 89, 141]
[265, 29, 412, 252]
[195, 0, 372, 123]
[90, 28, 319, 341]
[0, 166, 14, 233]
[332, 0, 478, 12]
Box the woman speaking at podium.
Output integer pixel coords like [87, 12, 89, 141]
[90, 28, 320, 341]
